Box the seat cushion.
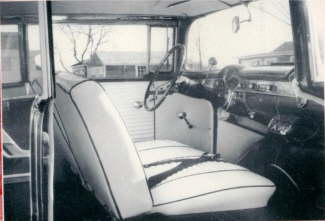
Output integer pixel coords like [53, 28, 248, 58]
[135, 140, 203, 166]
[135, 140, 276, 215]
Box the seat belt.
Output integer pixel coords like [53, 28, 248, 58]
[145, 153, 221, 188]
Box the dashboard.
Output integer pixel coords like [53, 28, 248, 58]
[202, 65, 296, 104]
[204, 66, 298, 119]
[185, 65, 323, 143]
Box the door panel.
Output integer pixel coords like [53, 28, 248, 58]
[2, 97, 35, 150]
[100, 82, 214, 152]
[156, 93, 214, 152]
[2, 1, 55, 220]
[3, 129, 31, 220]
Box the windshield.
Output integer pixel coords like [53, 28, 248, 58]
[52, 23, 174, 79]
[306, 0, 325, 83]
[185, 0, 293, 71]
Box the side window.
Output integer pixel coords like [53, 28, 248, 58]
[52, 24, 149, 79]
[52, 23, 174, 79]
[28, 25, 43, 94]
[150, 26, 174, 72]
[1, 25, 22, 84]
[1, 24, 43, 98]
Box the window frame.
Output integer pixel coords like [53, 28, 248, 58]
[0, 22, 28, 87]
[305, 0, 324, 84]
[290, 0, 324, 98]
[1, 15, 54, 98]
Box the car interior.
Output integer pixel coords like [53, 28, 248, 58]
[1, 0, 324, 221]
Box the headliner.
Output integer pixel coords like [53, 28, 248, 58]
[0, 0, 246, 19]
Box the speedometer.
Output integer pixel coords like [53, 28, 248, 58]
[223, 67, 242, 90]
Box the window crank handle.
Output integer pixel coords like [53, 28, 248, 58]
[178, 112, 194, 129]
[133, 101, 143, 109]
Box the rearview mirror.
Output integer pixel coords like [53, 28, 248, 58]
[231, 3, 252, 33]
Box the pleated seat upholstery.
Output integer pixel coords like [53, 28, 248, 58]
[135, 140, 275, 215]
[54, 73, 276, 219]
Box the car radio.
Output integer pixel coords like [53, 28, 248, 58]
[267, 115, 299, 136]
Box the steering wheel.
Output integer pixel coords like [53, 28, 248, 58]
[144, 44, 185, 111]
[219, 65, 243, 110]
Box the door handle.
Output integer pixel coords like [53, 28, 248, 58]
[133, 101, 143, 109]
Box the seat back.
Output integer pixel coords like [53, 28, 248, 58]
[54, 73, 152, 219]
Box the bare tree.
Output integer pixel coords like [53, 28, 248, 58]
[55, 24, 110, 72]
[56, 45, 71, 73]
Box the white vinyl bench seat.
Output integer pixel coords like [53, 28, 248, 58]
[54, 73, 276, 219]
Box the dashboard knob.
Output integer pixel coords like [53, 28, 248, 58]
[239, 83, 245, 88]
[248, 83, 255, 89]
[266, 85, 272, 91]
[248, 112, 256, 119]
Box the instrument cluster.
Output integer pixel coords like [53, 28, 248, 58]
[235, 80, 295, 97]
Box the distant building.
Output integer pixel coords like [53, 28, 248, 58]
[72, 51, 166, 79]
[239, 41, 294, 67]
